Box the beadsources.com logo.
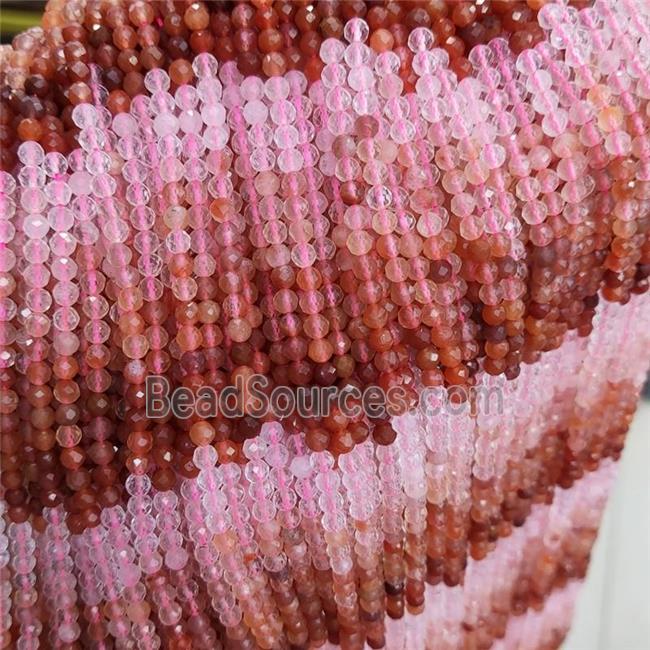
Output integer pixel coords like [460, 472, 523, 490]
[144, 374, 504, 420]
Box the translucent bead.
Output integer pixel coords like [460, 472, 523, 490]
[320, 38, 345, 64]
[481, 143, 507, 169]
[521, 200, 549, 225]
[347, 231, 373, 256]
[264, 445, 289, 471]
[112, 112, 137, 137]
[197, 78, 223, 104]
[23, 213, 49, 238]
[71, 104, 98, 129]
[55, 425, 82, 448]
[542, 109, 569, 137]
[153, 113, 179, 137]
[175, 85, 199, 111]
[17, 141, 44, 166]
[270, 100, 297, 125]
[144, 68, 171, 93]
[277, 149, 304, 173]
[352, 90, 379, 116]
[450, 193, 476, 218]
[348, 66, 374, 92]
[18, 166, 45, 189]
[343, 18, 369, 44]
[408, 28, 435, 53]
[20, 189, 47, 215]
[243, 100, 268, 125]
[459, 215, 484, 241]
[192, 52, 219, 79]
[415, 74, 441, 99]
[605, 131, 632, 155]
[178, 110, 202, 134]
[291, 243, 317, 268]
[366, 185, 392, 209]
[344, 42, 372, 68]
[375, 51, 400, 77]
[0, 171, 17, 194]
[321, 64, 347, 89]
[203, 126, 229, 151]
[77, 126, 107, 151]
[265, 76, 291, 101]
[125, 474, 151, 497]
[417, 210, 447, 237]
[201, 104, 226, 127]
[250, 148, 275, 172]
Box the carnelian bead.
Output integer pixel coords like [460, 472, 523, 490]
[17, 117, 42, 141]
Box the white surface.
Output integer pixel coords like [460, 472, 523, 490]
[564, 401, 650, 650]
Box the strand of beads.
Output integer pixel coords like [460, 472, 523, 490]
[548, 1, 650, 304]
[38, 507, 82, 646]
[114, 97, 166, 489]
[122, 473, 163, 613]
[101, 505, 161, 650]
[60, 101, 109, 531]
[353, 30, 431, 407]
[14, 140, 65, 526]
[394, 414, 429, 609]
[153, 491, 188, 574]
[7, 520, 41, 650]
[70, 532, 112, 647]
[409, 40, 481, 387]
[0, 503, 11, 647]
[74, 192, 120, 523]
[146, 571, 189, 647]
[0, 169, 22, 529]
[277, 433, 331, 646]
[468, 372, 504, 561]
[220, 61, 270, 357]
[0, 373, 644, 650]
[135, 69, 187, 480]
[313, 450, 363, 649]
[58, 111, 113, 529]
[1, 1, 582, 167]
[376, 441, 406, 618]
[172, 564, 222, 650]
[66, 105, 115, 529]
[189, 446, 254, 648]
[126, 476, 197, 648]
[240, 74, 302, 398]
[251, 427, 311, 647]
[81, 519, 136, 645]
[449, 408, 477, 586]
[423, 401, 454, 587]
[340, 442, 386, 647]
[465, 42, 529, 377]
[221, 461, 285, 649]
[291, 435, 341, 644]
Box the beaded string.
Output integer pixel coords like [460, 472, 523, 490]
[0, 3, 649, 650]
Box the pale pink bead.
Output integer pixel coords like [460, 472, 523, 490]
[450, 193, 475, 217]
[605, 131, 632, 155]
[459, 215, 484, 241]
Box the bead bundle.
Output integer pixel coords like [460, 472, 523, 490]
[1, 1, 649, 649]
[1, 0, 591, 166]
[1, 305, 647, 649]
